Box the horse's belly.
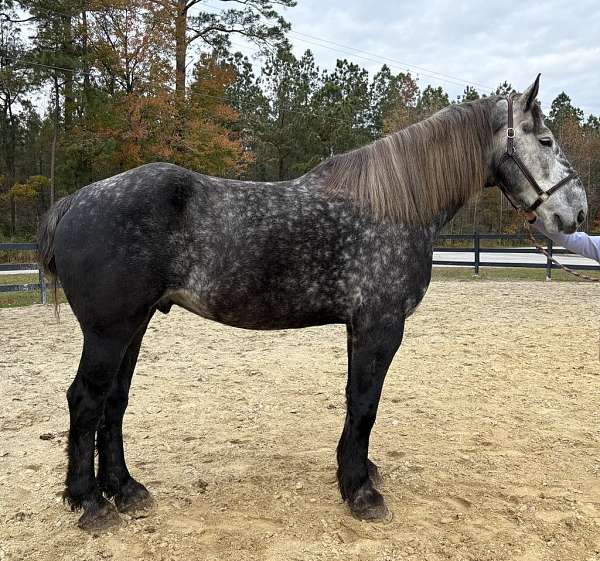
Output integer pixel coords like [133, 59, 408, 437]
[164, 287, 341, 330]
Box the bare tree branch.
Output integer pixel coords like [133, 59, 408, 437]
[0, 12, 36, 23]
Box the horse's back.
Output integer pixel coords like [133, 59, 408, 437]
[51, 162, 344, 327]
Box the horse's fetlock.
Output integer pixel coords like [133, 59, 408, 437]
[97, 471, 121, 498]
[62, 489, 85, 511]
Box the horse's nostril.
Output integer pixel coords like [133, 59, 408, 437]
[554, 213, 577, 234]
[553, 213, 564, 231]
[577, 210, 585, 224]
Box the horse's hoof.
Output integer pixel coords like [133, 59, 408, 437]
[78, 497, 122, 531]
[367, 459, 383, 487]
[349, 486, 392, 522]
[114, 480, 155, 515]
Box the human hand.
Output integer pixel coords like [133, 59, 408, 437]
[523, 211, 536, 223]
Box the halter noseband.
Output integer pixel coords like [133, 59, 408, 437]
[497, 96, 576, 213]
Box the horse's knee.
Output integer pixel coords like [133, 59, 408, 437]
[66, 382, 74, 404]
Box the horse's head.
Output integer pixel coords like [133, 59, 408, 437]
[489, 75, 587, 234]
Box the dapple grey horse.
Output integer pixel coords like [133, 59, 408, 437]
[39, 76, 587, 529]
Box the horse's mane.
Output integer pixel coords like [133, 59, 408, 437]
[319, 98, 497, 224]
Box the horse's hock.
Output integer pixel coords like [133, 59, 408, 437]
[1, 280, 599, 561]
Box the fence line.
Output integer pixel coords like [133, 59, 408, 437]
[434, 232, 600, 279]
[2, 235, 599, 304]
[0, 243, 47, 303]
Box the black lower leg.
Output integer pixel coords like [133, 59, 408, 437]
[337, 318, 405, 520]
[64, 328, 136, 529]
[347, 326, 381, 487]
[97, 317, 154, 513]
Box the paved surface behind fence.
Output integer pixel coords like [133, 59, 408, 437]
[432, 249, 598, 267]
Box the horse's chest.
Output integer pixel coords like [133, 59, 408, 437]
[349, 239, 432, 316]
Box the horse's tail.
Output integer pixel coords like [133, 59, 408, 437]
[37, 194, 74, 314]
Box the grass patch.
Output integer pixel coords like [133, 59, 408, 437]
[0, 272, 66, 308]
[0, 249, 37, 264]
[0, 273, 38, 286]
[0, 289, 66, 308]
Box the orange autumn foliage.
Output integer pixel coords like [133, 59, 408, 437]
[85, 57, 251, 177]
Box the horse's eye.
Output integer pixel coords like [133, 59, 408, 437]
[539, 137, 553, 147]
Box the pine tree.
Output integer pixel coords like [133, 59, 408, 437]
[0, 16, 37, 235]
[416, 85, 450, 118]
[370, 65, 419, 134]
[153, 0, 296, 102]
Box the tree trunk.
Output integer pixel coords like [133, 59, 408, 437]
[587, 156, 592, 231]
[10, 195, 16, 237]
[50, 77, 60, 207]
[6, 99, 17, 234]
[472, 197, 479, 233]
[82, 10, 91, 109]
[50, 128, 58, 207]
[63, 14, 75, 131]
[499, 190, 503, 232]
[175, 0, 187, 103]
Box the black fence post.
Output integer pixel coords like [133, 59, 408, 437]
[474, 231, 480, 276]
[546, 238, 553, 281]
[39, 269, 47, 304]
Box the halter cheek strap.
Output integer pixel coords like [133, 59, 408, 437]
[497, 96, 577, 213]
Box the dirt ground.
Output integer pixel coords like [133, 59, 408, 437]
[1, 280, 600, 561]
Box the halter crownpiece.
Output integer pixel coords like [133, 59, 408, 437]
[497, 95, 577, 213]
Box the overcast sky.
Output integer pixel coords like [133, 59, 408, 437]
[276, 0, 600, 117]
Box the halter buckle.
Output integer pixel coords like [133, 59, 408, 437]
[539, 192, 549, 201]
[506, 127, 515, 138]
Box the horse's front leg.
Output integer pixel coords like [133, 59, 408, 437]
[337, 317, 405, 520]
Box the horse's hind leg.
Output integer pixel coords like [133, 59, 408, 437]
[97, 315, 154, 514]
[64, 323, 141, 530]
[337, 317, 405, 521]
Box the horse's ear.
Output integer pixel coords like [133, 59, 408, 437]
[521, 74, 541, 112]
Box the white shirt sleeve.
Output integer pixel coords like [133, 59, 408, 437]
[532, 219, 600, 264]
